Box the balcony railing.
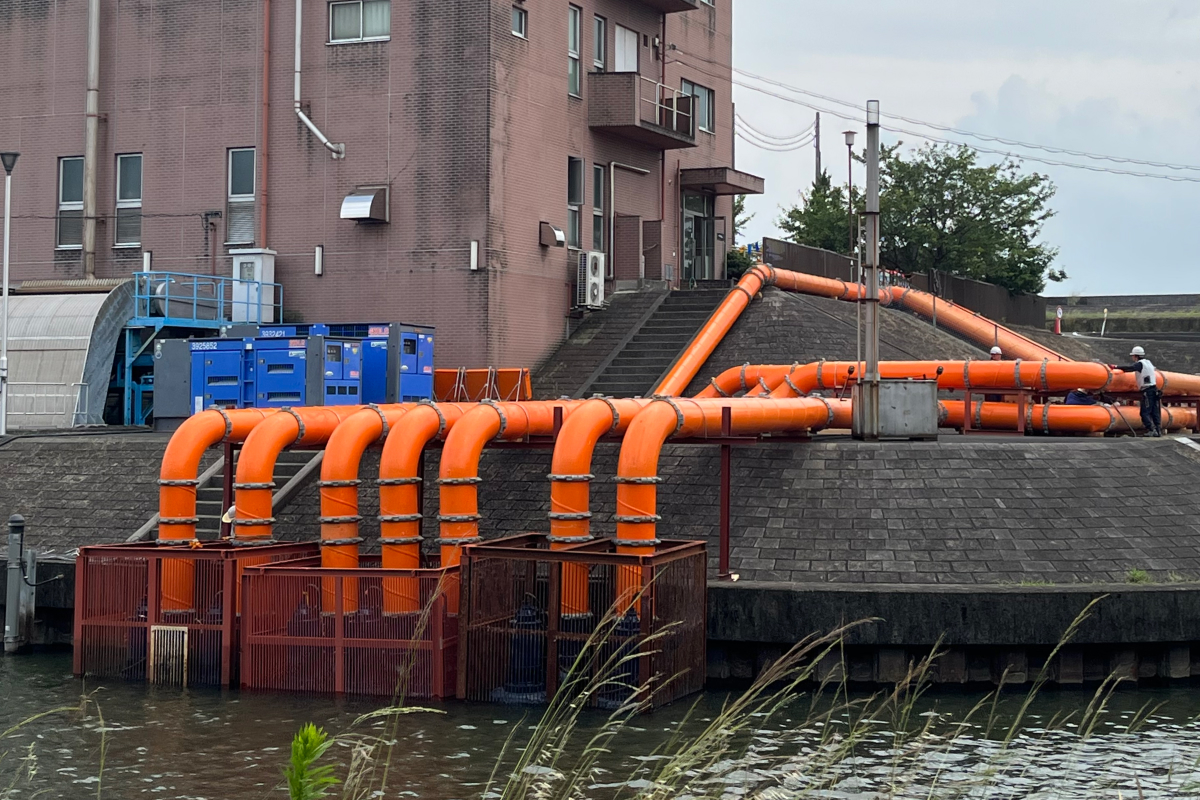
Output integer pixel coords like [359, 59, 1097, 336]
[588, 73, 697, 150]
[131, 270, 284, 327]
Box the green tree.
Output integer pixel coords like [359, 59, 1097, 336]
[731, 194, 755, 243]
[776, 171, 859, 256]
[778, 145, 1064, 294]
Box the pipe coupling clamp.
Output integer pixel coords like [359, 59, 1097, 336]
[650, 395, 685, 434]
[731, 284, 755, 302]
[232, 516, 277, 526]
[709, 377, 731, 398]
[962, 360, 971, 391]
[437, 513, 481, 523]
[816, 359, 827, 390]
[615, 514, 661, 524]
[157, 478, 200, 487]
[379, 513, 423, 523]
[213, 406, 234, 441]
[546, 473, 594, 482]
[1013, 358, 1022, 388]
[367, 403, 390, 440]
[280, 407, 307, 442]
[418, 399, 448, 436]
[613, 475, 662, 484]
[546, 534, 596, 544]
[783, 374, 802, 397]
[1042, 403, 1051, 435]
[1040, 359, 1049, 392]
[598, 395, 621, 431]
[379, 536, 423, 546]
[158, 516, 200, 526]
[378, 476, 423, 486]
[319, 515, 363, 525]
[319, 479, 361, 488]
[739, 362, 750, 393]
[480, 398, 508, 437]
[813, 396, 835, 429]
[548, 511, 592, 521]
[437, 536, 478, 547]
[319, 537, 364, 547]
[234, 481, 276, 490]
[437, 476, 482, 486]
[973, 400, 983, 430]
[616, 537, 662, 547]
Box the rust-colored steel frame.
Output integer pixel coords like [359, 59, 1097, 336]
[456, 534, 706, 706]
[239, 559, 459, 698]
[73, 541, 317, 686]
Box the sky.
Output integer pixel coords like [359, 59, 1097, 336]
[728, 1, 1200, 297]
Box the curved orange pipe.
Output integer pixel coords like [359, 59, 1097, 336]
[549, 397, 651, 616]
[233, 405, 364, 543]
[318, 404, 412, 571]
[438, 400, 578, 568]
[157, 407, 277, 612]
[376, 401, 471, 614]
[613, 396, 848, 609]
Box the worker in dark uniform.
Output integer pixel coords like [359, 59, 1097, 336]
[1065, 388, 1097, 406]
[1113, 346, 1161, 437]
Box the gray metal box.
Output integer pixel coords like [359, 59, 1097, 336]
[152, 338, 193, 432]
[852, 379, 939, 439]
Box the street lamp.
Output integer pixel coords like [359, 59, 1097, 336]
[1, 151, 18, 437]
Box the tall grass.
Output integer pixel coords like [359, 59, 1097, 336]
[282, 591, 1200, 799]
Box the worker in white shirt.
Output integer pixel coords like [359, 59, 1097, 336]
[1112, 346, 1161, 437]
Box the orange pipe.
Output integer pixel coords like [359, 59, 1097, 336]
[652, 265, 773, 397]
[548, 397, 651, 615]
[438, 400, 578, 569]
[377, 401, 470, 614]
[157, 407, 277, 612]
[318, 404, 412, 570]
[233, 405, 365, 543]
[614, 396, 848, 608]
[939, 400, 1194, 434]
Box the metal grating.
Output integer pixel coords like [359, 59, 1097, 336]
[73, 542, 318, 687]
[458, 535, 706, 711]
[240, 559, 458, 699]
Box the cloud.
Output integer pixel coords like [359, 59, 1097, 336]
[733, 0, 1200, 295]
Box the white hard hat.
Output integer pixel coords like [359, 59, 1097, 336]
[989, 346, 1002, 356]
[1130, 346, 1145, 357]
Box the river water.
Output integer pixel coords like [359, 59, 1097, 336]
[4, 653, 1200, 799]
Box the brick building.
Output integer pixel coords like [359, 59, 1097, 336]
[0, 0, 762, 368]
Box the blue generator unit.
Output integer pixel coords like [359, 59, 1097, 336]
[152, 322, 434, 430]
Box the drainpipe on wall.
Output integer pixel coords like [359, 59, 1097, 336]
[81, 0, 101, 280]
[609, 162, 650, 282]
[294, 0, 345, 159]
[260, 0, 272, 245]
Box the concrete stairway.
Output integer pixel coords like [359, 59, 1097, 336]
[192, 449, 317, 538]
[585, 289, 728, 398]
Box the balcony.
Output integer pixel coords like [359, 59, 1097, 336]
[639, 0, 700, 12]
[588, 72, 697, 150]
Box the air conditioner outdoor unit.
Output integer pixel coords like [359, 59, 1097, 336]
[576, 251, 606, 309]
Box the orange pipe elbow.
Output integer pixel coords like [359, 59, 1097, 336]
[158, 408, 277, 544]
[438, 401, 576, 567]
[234, 405, 364, 543]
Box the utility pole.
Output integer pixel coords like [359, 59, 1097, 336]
[0, 152, 17, 438]
[860, 100, 881, 439]
[813, 112, 821, 181]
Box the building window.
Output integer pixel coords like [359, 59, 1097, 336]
[114, 154, 143, 247]
[227, 148, 256, 245]
[614, 24, 638, 73]
[699, 0, 714, 5]
[511, 5, 527, 37]
[567, 5, 581, 96]
[329, 0, 390, 43]
[593, 16, 606, 70]
[682, 79, 715, 133]
[567, 157, 583, 249]
[592, 164, 604, 252]
[56, 157, 84, 249]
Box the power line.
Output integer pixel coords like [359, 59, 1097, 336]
[732, 80, 1200, 184]
[735, 130, 814, 153]
[734, 113, 814, 143]
[734, 120, 814, 151]
[734, 68, 1200, 173]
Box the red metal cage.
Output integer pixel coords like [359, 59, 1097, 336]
[239, 558, 458, 699]
[457, 535, 707, 711]
[73, 541, 318, 687]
